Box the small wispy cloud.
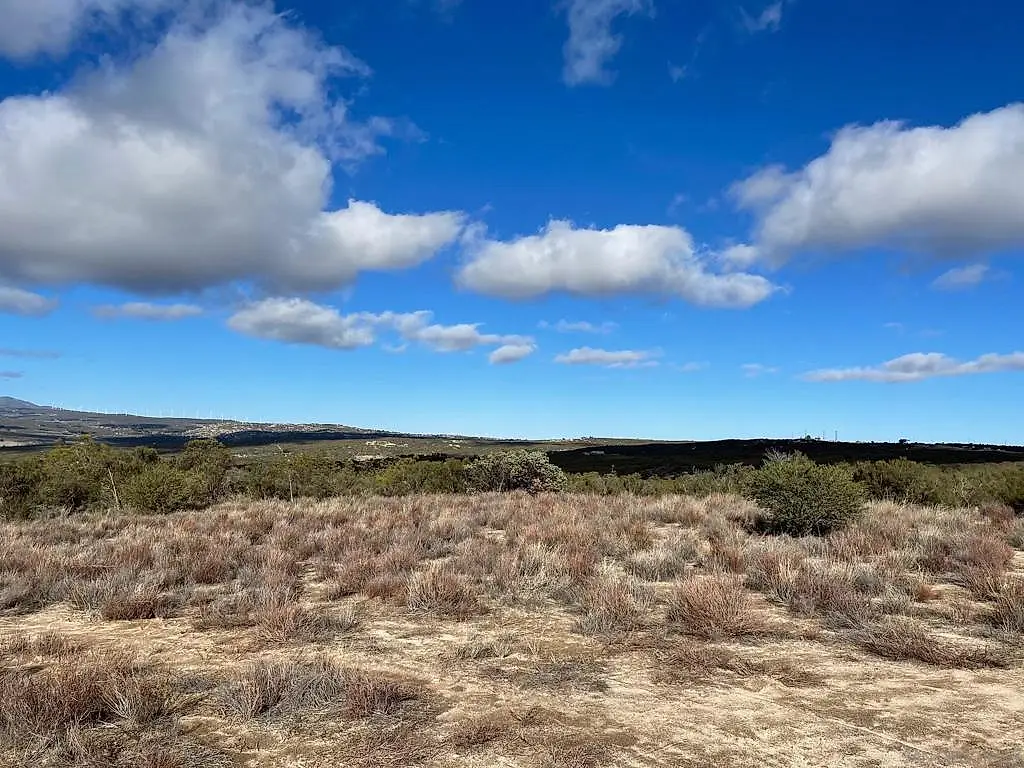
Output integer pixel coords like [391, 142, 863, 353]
[741, 363, 779, 377]
[539, 319, 617, 334]
[0, 348, 61, 359]
[803, 351, 1024, 383]
[930, 263, 990, 291]
[667, 192, 688, 215]
[0, 371, 23, 379]
[561, 0, 653, 86]
[0, 286, 58, 317]
[740, 1, 784, 33]
[93, 302, 204, 321]
[555, 347, 659, 368]
[674, 361, 709, 372]
[489, 343, 537, 364]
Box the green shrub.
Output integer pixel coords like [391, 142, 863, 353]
[0, 459, 42, 519]
[854, 458, 942, 504]
[374, 458, 466, 495]
[37, 437, 122, 512]
[747, 452, 864, 536]
[989, 465, 1024, 513]
[121, 462, 210, 513]
[172, 439, 230, 506]
[464, 450, 567, 493]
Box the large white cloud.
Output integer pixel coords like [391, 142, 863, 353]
[733, 104, 1024, 264]
[228, 298, 379, 350]
[227, 298, 535, 361]
[458, 220, 777, 308]
[0, 2, 464, 295]
[561, 0, 652, 86]
[803, 352, 1024, 383]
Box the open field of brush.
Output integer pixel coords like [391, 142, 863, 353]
[2, 493, 1023, 767]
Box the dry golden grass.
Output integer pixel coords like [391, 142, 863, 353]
[406, 565, 484, 619]
[665, 574, 769, 639]
[988, 578, 1024, 633]
[0, 493, 1021, 767]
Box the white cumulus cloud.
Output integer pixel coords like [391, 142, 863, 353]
[489, 343, 537, 364]
[732, 104, 1024, 266]
[458, 220, 776, 308]
[561, 0, 652, 86]
[803, 352, 1024, 383]
[0, 2, 463, 295]
[227, 298, 534, 361]
[554, 347, 658, 368]
[228, 298, 380, 350]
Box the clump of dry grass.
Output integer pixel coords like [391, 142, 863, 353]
[623, 530, 698, 581]
[2, 631, 85, 659]
[950, 534, 1015, 599]
[850, 617, 1013, 668]
[483, 658, 609, 693]
[789, 561, 878, 629]
[406, 565, 483, 619]
[35, 727, 232, 768]
[744, 540, 805, 603]
[97, 582, 183, 621]
[217, 655, 425, 721]
[0, 650, 193, 745]
[665, 575, 768, 639]
[653, 640, 823, 688]
[446, 630, 525, 662]
[255, 597, 359, 643]
[324, 556, 376, 598]
[987, 579, 1024, 633]
[449, 711, 513, 749]
[363, 572, 410, 601]
[575, 567, 654, 635]
[540, 740, 609, 768]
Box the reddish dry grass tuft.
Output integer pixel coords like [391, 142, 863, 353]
[449, 712, 512, 749]
[665, 575, 767, 639]
[3, 631, 85, 659]
[851, 617, 1013, 668]
[0, 650, 192, 745]
[950, 534, 1015, 599]
[217, 655, 424, 721]
[653, 640, 823, 687]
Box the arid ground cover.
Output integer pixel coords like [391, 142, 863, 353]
[2, 493, 1023, 767]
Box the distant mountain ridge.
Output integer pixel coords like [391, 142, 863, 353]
[0, 397, 40, 411]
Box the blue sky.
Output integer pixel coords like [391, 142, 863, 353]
[0, 0, 1022, 442]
